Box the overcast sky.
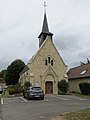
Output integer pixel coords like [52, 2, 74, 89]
[0, 0, 90, 71]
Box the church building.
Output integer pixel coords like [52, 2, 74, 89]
[19, 9, 68, 94]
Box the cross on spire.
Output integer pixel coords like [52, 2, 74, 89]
[43, 1, 47, 12]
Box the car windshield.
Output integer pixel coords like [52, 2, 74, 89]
[32, 87, 41, 90]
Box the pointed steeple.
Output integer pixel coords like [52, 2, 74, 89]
[38, 3, 53, 48]
[42, 12, 49, 33]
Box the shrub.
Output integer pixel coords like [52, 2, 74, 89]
[8, 84, 23, 95]
[18, 86, 23, 93]
[79, 82, 90, 95]
[8, 88, 14, 95]
[23, 81, 32, 90]
[58, 80, 69, 95]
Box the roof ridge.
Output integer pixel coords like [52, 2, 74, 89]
[69, 63, 90, 70]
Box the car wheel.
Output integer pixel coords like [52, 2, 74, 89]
[27, 96, 31, 100]
[23, 92, 26, 98]
[23, 94, 25, 98]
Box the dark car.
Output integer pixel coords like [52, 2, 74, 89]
[23, 86, 44, 100]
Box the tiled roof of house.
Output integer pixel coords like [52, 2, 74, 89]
[67, 63, 90, 79]
[0, 78, 6, 83]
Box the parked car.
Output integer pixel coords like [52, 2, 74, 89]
[0, 86, 3, 94]
[23, 86, 44, 100]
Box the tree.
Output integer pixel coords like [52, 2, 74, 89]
[58, 80, 69, 95]
[0, 69, 6, 78]
[5, 59, 25, 85]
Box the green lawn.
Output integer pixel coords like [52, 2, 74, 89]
[52, 109, 90, 120]
[63, 109, 90, 120]
[69, 93, 90, 99]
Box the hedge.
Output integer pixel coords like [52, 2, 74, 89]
[79, 82, 90, 95]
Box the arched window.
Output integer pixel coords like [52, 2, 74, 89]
[51, 60, 53, 66]
[45, 56, 54, 66]
[45, 59, 47, 65]
[48, 57, 50, 63]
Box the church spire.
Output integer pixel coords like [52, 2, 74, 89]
[42, 1, 49, 33]
[38, 1, 53, 48]
[42, 12, 49, 33]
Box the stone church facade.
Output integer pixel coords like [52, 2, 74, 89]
[19, 12, 68, 94]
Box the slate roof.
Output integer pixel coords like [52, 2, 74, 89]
[38, 12, 53, 38]
[67, 63, 90, 80]
[42, 12, 49, 33]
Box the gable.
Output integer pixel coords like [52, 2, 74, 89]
[27, 36, 68, 79]
[29, 36, 67, 68]
[20, 65, 29, 75]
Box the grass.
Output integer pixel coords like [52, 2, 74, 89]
[63, 109, 90, 120]
[0, 90, 10, 98]
[52, 109, 90, 120]
[70, 92, 90, 98]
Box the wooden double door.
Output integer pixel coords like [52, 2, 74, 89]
[45, 81, 53, 94]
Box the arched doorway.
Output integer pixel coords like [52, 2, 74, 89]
[45, 81, 53, 94]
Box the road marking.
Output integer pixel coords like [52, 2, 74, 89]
[57, 97, 69, 100]
[20, 97, 28, 102]
[39, 115, 46, 119]
[78, 98, 86, 100]
[69, 96, 87, 100]
[1, 98, 4, 104]
[44, 98, 51, 101]
[50, 95, 70, 100]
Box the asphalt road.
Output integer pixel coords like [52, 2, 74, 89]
[1, 95, 90, 120]
[0, 94, 2, 120]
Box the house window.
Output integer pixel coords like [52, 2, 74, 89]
[80, 70, 87, 75]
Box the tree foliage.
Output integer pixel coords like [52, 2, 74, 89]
[58, 80, 69, 95]
[5, 59, 25, 85]
[0, 69, 6, 78]
[23, 81, 32, 90]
